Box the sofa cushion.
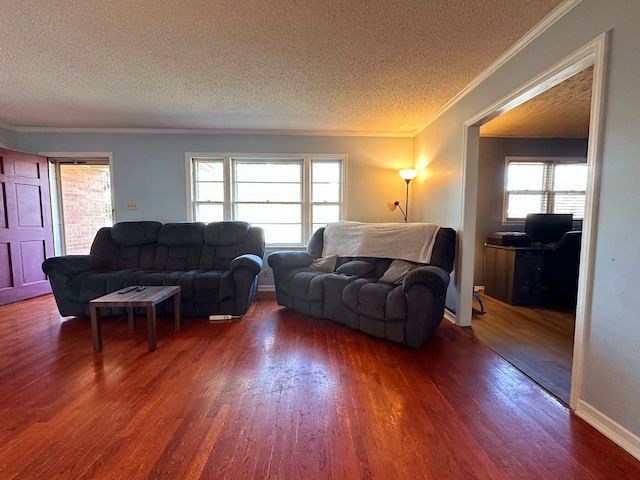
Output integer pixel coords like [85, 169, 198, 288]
[158, 222, 205, 246]
[342, 278, 407, 322]
[379, 259, 418, 285]
[343, 280, 397, 321]
[111, 221, 162, 246]
[336, 260, 374, 276]
[77, 269, 147, 302]
[193, 271, 235, 302]
[113, 245, 155, 270]
[204, 221, 251, 245]
[152, 245, 204, 271]
[290, 271, 325, 303]
[309, 255, 337, 272]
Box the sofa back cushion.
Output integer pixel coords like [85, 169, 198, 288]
[111, 221, 162, 246]
[200, 222, 265, 270]
[92, 221, 264, 272]
[152, 223, 205, 271]
[105, 221, 162, 269]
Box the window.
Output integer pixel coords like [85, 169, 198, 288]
[504, 157, 587, 221]
[188, 154, 345, 245]
[192, 158, 224, 222]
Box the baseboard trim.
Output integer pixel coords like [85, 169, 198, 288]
[575, 399, 640, 461]
[258, 285, 275, 292]
[443, 309, 457, 324]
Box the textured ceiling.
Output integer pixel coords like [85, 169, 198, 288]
[480, 66, 593, 138]
[0, 0, 565, 134]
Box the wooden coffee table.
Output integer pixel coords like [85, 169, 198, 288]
[90, 286, 181, 353]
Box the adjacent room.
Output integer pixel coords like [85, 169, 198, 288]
[467, 65, 593, 405]
[1, 0, 640, 477]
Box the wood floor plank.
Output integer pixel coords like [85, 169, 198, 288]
[0, 293, 639, 479]
[466, 291, 574, 403]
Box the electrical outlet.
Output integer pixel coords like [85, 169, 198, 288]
[126, 202, 138, 210]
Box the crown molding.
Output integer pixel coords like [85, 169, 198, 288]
[412, 0, 582, 136]
[12, 126, 413, 138]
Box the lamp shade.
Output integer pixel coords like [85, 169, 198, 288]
[398, 169, 418, 181]
[387, 201, 399, 211]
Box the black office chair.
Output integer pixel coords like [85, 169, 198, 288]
[542, 231, 582, 305]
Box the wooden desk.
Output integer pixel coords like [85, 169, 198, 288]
[90, 286, 181, 353]
[483, 244, 546, 305]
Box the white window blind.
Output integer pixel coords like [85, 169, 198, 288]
[504, 157, 587, 221]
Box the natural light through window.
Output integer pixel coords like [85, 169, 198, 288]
[189, 154, 344, 245]
[504, 157, 587, 221]
[235, 161, 303, 244]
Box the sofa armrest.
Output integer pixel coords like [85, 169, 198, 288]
[230, 254, 263, 276]
[42, 255, 109, 277]
[267, 251, 313, 271]
[401, 265, 451, 348]
[403, 265, 450, 297]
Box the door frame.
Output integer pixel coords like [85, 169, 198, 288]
[457, 32, 609, 410]
[42, 152, 114, 256]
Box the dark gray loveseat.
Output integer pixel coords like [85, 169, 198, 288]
[268, 224, 455, 348]
[42, 221, 265, 317]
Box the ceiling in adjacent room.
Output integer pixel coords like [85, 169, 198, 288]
[480, 66, 593, 138]
[0, 0, 567, 134]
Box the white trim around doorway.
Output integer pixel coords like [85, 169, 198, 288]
[457, 32, 609, 414]
[40, 152, 114, 256]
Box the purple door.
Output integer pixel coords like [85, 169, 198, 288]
[0, 148, 54, 305]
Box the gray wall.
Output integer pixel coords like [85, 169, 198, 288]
[17, 132, 413, 224]
[0, 126, 17, 149]
[474, 137, 588, 285]
[413, 0, 640, 443]
[16, 131, 413, 286]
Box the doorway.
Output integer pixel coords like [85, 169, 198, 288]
[466, 70, 592, 404]
[457, 34, 608, 409]
[49, 157, 114, 256]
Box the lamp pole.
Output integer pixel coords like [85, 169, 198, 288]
[404, 179, 410, 223]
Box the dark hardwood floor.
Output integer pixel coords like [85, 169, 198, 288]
[465, 290, 574, 404]
[1, 293, 639, 479]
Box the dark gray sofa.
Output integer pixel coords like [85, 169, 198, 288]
[42, 221, 265, 317]
[268, 225, 455, 348]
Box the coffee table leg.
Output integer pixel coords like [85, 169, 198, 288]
[90, 305, 102, 353]
[128, 307, 135, 330]
[174, 291, 181, 330]
[147, 306, 157, 352]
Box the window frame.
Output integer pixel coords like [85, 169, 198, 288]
[186, 153, 346, 247]
[502, 156, 587, 224]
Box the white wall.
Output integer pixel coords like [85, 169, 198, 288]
[413, 0, 640, 444]
[17, 132, 413, 224]
[0, 126, 17, 149]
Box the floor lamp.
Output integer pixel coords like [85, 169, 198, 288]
[388, 169, 418, 222]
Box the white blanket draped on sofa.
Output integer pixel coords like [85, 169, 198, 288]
[321, 221, 441, 264]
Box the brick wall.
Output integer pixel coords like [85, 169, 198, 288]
[60, 164, 112, 255]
